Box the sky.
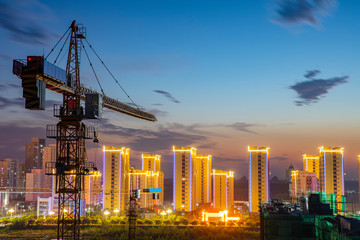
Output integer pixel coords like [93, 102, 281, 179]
[0, 0, 360, 180]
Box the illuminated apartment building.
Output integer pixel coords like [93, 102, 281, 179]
[318, 146, 345, 209]
[103, 146, 130, 214]
[129, 154, 164, 209]
[142, 154, 161, 172]
[212, 170, 234, 210]
[194, 155, 212, 205]
[0, 158, 18, 201]
[290, 170, 319, 202]
[173, 146, 196, 212]
[248, 146, 270, 213]
[84, 171, 102, 207]
[303, 154, 320, 178]
[25, 169, 46, 204]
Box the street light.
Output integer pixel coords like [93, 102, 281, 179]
[104, 210, 110, 220]
[9, 208, 14, 218]
[166, 209, 172, 214]
[49, 211, 55, 216]
[114, 209, 119, 217]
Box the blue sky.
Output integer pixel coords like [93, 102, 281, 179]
[0, 0, 360, 180]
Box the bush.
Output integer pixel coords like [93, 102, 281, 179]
[8, 217, 27, 230]
[136, 219, 144, 225]
[163, 219, 171, 225]
[200, 221, 207, 226]
[173, 220, 180, 225]
[143, 218, 153, 225]
[180, 218, 189, 225]
[154, 219, 162, 225]
[190, 220, 199, 226]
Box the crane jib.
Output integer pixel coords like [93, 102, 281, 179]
[12, 58, 157, 122]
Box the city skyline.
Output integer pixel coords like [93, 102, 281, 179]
[1, 0, 360, 181]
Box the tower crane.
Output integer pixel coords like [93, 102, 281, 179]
[12, 21, 156, 240]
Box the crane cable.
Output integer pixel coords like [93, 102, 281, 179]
[45, 28, 71, 60]
[81, 41, 105, 95]
[84, 38, 140, 110]
[53, 31, 71, 65]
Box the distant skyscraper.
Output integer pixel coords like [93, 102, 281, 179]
[318, 146, 345, 209]
[102, 146, 130, 214]
[0, 158, 18, 200]
[25, 138, 45, 173]
[248, 146, 270, 213]
[285, 163, 294, 180]
[290, 170, 318, 202]
[18, 163, 26, 192]
[194, 154, 212, 205]
[303, 154, 320, 178]
[25, 169, 46, 204]
[42, 144, 56, 198]
[173, 146, 196, 213]
[212, 170, 234, 210]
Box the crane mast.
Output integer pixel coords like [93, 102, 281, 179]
[54, 21, 87, 239]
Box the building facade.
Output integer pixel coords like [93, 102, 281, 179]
[318, 146, 345, 210]
[42, 144, 56, 198]
[194, 154, 212, 205]
[290, 170, 319, 201]
[25, 138, 45, 173]
[303, 154, 320, 178]
[0, 158, 18, 201]
[248, 146, 270, 213]
[173, 146, 196, 213]
[212, 170, 234, 210]
[84, 171, 102, 207]
[25, 169, 46, 204]
[102, 146, 130, 214]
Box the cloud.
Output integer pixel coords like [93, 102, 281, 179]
[0, 96, 24, 109]
[304, 69, 321, 79]
[153, 90, 180, 103]
[273, 0, 336, 26]
[290, 72, 349, 106]
[226, 122, 264, 134]
[270, 156, 289, 161]
[98, 119, 209, 152]
[0, 0, 55, 46]
[148, 108, 169, 117]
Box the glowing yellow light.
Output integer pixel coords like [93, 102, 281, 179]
[160, 211, 166, 216]
[49, 211, 55, 215]
[104, 210, 110, 215]
[166, 209, 172, 214]
[248, 146, 270, 152]
[8, 208, 14, 213]
[114, 209, 119, 213]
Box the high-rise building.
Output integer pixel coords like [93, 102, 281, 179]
[303, 154, 320, 178]
[173, 146, 196, 213]
[248, 146, 270, 213]
[42, 144, 56, 198]
[139, 154, 164, 207]
[25, 138, 45, 173]
[318, 146, 345, 209]
[212, 170, 234, 210]
[102, 146, 130, 214]
[130, 169, 163, 209]
[194, 155, 212, 205]
[25, 169, 46, 204]
[84, 171, 102, 207]
[18, 162, 26, 193]
[142, 154, 161, 172]
[0, 158, 18, 200]
[290, 170, 318, 202]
